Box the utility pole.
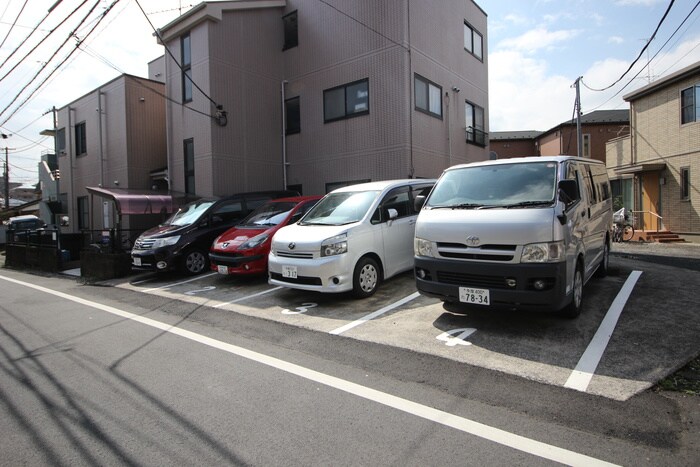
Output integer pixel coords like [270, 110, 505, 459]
[1, 133, 11, 209]
[573, 77, 583, 158]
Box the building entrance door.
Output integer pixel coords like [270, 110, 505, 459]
[639, 171, 661, 231]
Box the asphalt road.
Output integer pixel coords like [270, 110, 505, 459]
[0, 267, 697, 466]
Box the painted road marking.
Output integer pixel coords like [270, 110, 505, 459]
[213, 286, 283, 308]
[0, 274, 619, 466]
[437, 328, 477, 347]
[329, 292, 420, 335]
[142, 272, 217, 292]
[565, 270, 643, 392]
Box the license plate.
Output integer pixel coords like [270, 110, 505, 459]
[132, 257, 142, 266]
[459, 287, 490, 305]
[217, 265, 228, 275]
[282, 265, 298, 279]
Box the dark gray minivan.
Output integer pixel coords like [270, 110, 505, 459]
[131, 190, 298, 275]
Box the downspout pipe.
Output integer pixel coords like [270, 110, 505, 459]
[281, 80, 288, 189]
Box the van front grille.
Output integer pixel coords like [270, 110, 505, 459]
[436, 271, 510, 289]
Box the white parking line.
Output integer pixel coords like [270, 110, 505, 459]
[141, 272, 217, 292]
[565, 270, 643, 392]
[329, 292, 420, 335]
[0, 274, 619, 466]
[213, 286, 283, 308]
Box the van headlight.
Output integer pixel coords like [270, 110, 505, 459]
[152, 235, 180, 248]
[321, 234, 347, 257]
[414, 237, 434, 257]
[521, 241, 565, 263]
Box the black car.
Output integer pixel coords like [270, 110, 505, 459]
[131, 190, 298, 275]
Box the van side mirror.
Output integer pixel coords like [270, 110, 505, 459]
[414, 195, 426, 211]
[387, 208, 398, 220]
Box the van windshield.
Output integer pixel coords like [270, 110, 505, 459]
[300, 191, 378, 226]
[427, 162, 557, 209]
[165, 200, 215, 226]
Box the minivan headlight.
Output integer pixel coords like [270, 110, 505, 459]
[521, 241, 565, 263]
[321, 233, 347, 257]
[414, 237, 434, 257]
[152, 235, 180, 249]
[240, 233, 269, 250]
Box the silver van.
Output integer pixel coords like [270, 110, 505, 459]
[414, 156, 612, 317]
[269, 179, 435, 298]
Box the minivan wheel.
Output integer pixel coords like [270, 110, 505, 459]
[595, 240, 610, 278]
[561, 262, 584, 318]
[352, 257, 380, 299]
[182, 249, 208, 275]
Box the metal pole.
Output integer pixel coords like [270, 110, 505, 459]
[575, 76, 583, 157]
[4, 147, 8, 209]
[281, 80, 288, 190]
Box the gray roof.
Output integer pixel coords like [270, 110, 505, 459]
[624, 60, 700, 101]
[577, 109, 629, 124]
[489, 131, 542, 140]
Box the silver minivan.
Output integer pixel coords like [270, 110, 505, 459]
[269, 179, 435, 298]
[414, 156, 612, 317]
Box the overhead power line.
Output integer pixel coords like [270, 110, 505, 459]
[0, 0, 89, 84]
[584, 0, 675, 92]
[0, 0, 61, 72]
[0, 0, 118, 127]
[0, 0, 29, 51]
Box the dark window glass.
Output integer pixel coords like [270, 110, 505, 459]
[681, 86, 697, 124]
[465, 101, 486, 146]
[184, 138, 195, 195]
[77, 196, 89, 229]
[283, 11, 298, 50]
[464, 22, 483, 60]
[285, 96, 300, 134]
[182, 34, 192, 102]
[56, 128, 66, 154]
[681, 167, 690, 200]
[414, 74, 442, 118]
[75, 122, 87, 156]
[323, 79, 369, 123]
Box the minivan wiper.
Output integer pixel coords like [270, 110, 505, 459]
[452, 203, 486, 210]
[502, 200, 553, 209]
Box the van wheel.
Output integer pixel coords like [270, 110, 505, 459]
[182, 249, 208, 275]
[561, 261, 584, 318]
[595, 240, 610, 278]
[352, 257, 380, 299]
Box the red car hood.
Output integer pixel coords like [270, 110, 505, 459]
[212, 226, 270, 251]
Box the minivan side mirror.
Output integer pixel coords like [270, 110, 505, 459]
[414, 195, 427, 212]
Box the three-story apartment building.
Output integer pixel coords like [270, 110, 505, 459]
[156, 0, 489, 197]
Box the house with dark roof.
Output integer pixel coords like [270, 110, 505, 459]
[490, 110, 629, 162]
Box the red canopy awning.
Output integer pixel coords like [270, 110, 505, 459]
[86, 187, 193, 215]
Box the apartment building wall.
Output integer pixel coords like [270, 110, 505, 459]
[490, 139, 538, 159]
[56, 75, 167, 233]
[160, 0, 488, 197]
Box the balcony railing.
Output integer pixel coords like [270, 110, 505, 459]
[466, 127, 488, 147]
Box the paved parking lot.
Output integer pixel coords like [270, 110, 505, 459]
[108, 243, 700, 402]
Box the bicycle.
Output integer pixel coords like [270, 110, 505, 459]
[612, 220, 634, 242]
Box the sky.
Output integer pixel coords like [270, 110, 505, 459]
[0, 0, 699, 186]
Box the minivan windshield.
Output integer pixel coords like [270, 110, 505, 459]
[427, 161, 557, 209]
[165, 200, 216, 226]
[238, 201, 298, 228]
[300, 191, 378, 226]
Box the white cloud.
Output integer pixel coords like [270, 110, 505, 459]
[496, 27, 582, 54]
[608, 36, 625, 44]
[614, 0, 665, 5]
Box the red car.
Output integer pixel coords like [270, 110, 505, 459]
[209, 196, 322, 276]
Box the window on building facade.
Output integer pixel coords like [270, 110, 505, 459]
[465, 101, 486, 146]
[77, 196, 89, 230]
[182, 33, 192, 103]
[283, 11, 298, 50]
[184, 138, 195, 195]
[681, 85, 699, 124]
[681, 167, 690, 200]
[323, 79, 369, 123]
[56, 127, 66, 154]
[414, 74, 442, 119]
[285, 96, 300, 134]
[75, 122, 87, 156]
[464, 21, 483, 60]
[583, 133, 591, 158]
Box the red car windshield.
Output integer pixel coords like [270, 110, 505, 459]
[237, 201, 298, 228]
